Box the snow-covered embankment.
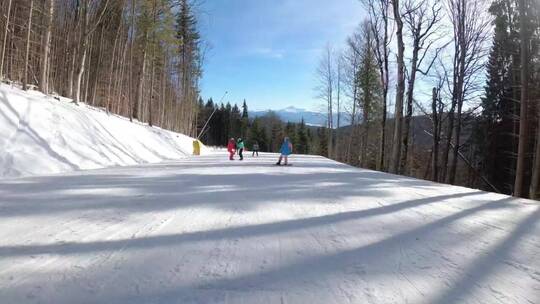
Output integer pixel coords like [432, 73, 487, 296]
[0, 84, 204, 178]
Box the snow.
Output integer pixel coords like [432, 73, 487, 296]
[0, 153, 538, 303]
[0, 83, 205, 178]
[282, 106, 306, 113]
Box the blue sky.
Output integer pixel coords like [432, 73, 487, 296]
[198, 0, 365, 111]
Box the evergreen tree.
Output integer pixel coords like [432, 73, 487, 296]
[307, 128, 314, 154]
[242, 99, 249, 118]
[270, 123, 284, 152]
[296, 118, 309, 154]
[358, 30, 382, 167]
[248, 117, 268, 151]
[259, 126, 269, 152]
[176, 0, 201, 135]
[317, 127, 329, 157]
[474, 0, 522, 194]
[241, 99, 249, 138]
[230, 104, 242, 138]
[285, 121, 297, 144]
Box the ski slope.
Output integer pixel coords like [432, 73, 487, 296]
[0, 153, 538, 303]
[0, 84, 204, 178]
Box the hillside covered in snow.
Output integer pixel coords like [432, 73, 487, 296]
[0, 84, 204, 178]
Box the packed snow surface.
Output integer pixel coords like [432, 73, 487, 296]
[0, 84, 203, 178]
[0, 153, 538, 303]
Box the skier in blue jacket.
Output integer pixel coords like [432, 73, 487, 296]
[276, 137, 293, 165]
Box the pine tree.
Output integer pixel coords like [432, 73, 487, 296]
[241, 99, 249, 138]
[242, 99, 249, 118]
[176, 0, 201, 135]
[357, 26, 382, 168]
[317, 127, 329, 157]
[296, 119, 309, 154]
[270, 123, 284, 152]
[285, 122, 297, 144]
[249, 117, 268, 152]
[475, 1, 517, 194]
[231, 104, 242, 138]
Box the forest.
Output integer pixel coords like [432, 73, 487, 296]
[312, 0, 540, 199]
[0, 0, 202, 136]
[196, 99, 315, 156]
[1, 0, 540, 199]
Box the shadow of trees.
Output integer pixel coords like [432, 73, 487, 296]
[1, 154, 538, 303]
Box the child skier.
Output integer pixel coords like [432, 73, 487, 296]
[227, 138, 236, 160]
[252, 141, 260, 157]
[276, 137, 293, 165]
[237, 138, 245, 160]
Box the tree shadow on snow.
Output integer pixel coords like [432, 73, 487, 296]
[0, 162, 454, 218]
[0, 191, 487, 258]
[106, 197, 538, 304]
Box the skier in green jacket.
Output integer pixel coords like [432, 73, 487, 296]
[236, 138, 245, 160]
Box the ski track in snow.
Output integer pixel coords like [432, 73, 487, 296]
[0, 153, 538, 304]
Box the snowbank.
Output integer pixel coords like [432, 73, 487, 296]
[0, 84, 206, 178]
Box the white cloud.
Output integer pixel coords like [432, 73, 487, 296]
[249, 47, 285, 59]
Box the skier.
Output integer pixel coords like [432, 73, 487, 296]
[227, 138, 236, 160]
[276, 137, 293, 165]
[252, 141, 260, 157]
[237, 138, 245, 161]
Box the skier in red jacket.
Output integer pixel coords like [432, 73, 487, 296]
[227, 138, 236, 160]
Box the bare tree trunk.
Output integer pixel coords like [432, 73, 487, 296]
[148, 0, 158, 127]
[135, 35, 148, 120]
[441, 102, 456, 181]
[91, 27, 105, 106]
[74, 1, 89, 103]
[161, 50, 168, 126]
[441, 38, 461, 183]
[448, 91, 464, 184]
[84, 32, 94, 104]
[128, 0, 135, 121]
[431, 87, 439, 181]
[336, 57, 341, 160]
[389, 0, 405, 174]
[0, 0, 13, 80]
[39, 0, 54, 94]
[107, 20, 122, 113]
[400, 48, 419, 174]
[514, 0, 529, 197]
[379, 84, 388, 171]
[347, 68, 358, 163]
[361, 112, 370, 167]
[68, 40, 76, 98]
[529, 110, 540, 199]
[23, 0, 34, 91]
[371, 0, 390, 172]
[448, 0, 467, 184]
[149, 57, 155, 127]
[75, 44, 87, 103]
[117, 39, 128, 114]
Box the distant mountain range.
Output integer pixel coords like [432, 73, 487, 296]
[250, 106, 350, 127]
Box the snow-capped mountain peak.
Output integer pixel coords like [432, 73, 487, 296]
[281, 106, 306, 113]
[250, 106, 349, 127]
